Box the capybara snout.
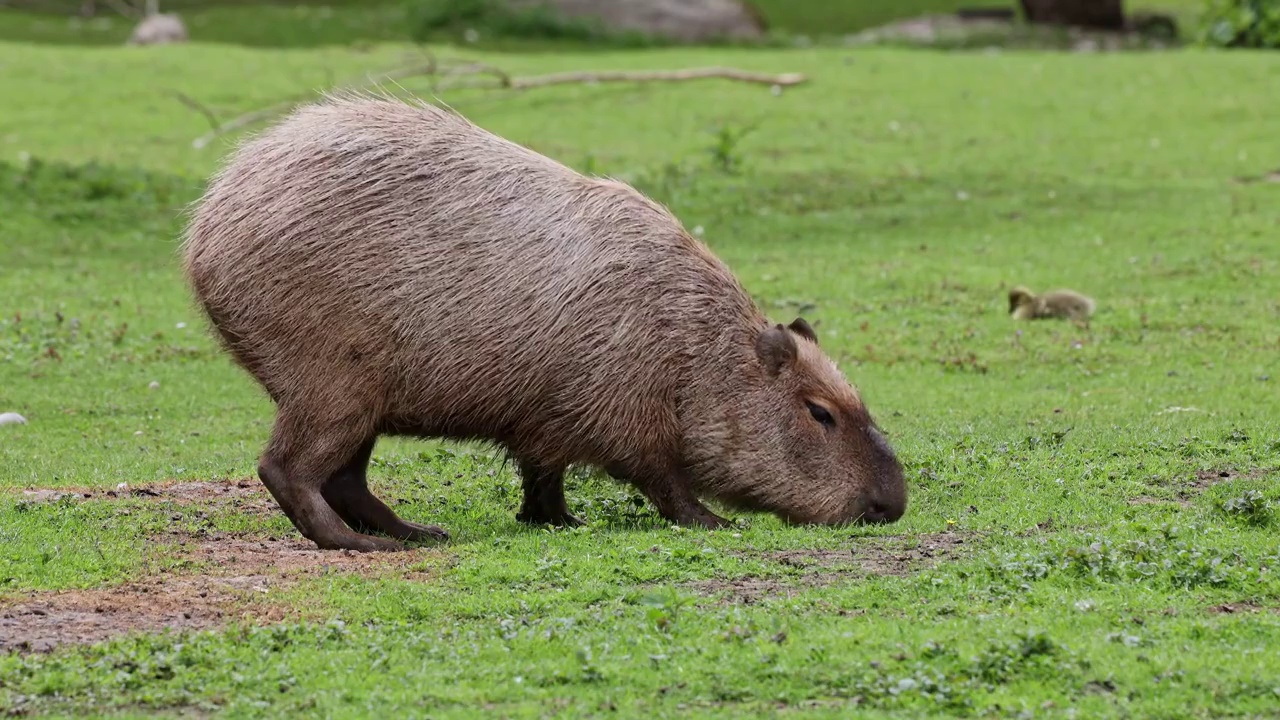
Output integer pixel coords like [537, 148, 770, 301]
[181, 93, 907, 551]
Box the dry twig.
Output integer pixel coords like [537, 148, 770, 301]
[513, 67, 806, 89]
[192, 100, 301, 149]
[183, 62, 806, 149]
[164, 89, 219, 132]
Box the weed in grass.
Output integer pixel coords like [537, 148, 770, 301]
[975, 523, 1279, 596]
[707, 121, 759, 174]
[1220, 490, 1273, 526]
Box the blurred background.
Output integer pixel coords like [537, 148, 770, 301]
[0, 0, 1268, 51]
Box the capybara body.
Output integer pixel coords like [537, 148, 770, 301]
[182, 94, 907, 552]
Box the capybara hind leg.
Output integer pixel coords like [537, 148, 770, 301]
[321, 439, 449, 543]
[515, 460, 583, 527]
[624, 466, 729, 529]
[259, 419, 406, 552]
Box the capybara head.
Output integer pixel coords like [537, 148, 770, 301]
[706, 317, 907, 525]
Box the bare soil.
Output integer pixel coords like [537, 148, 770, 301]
[1207, 601, 1277, 615]
[687, 532, 972, 605]
[1127, 496, 1190, 507]
[15, 477, 279, 516]
[1130, 466, 1274, 505]
[0, 533, 444, 654]
[1190, 467, 1271, 489]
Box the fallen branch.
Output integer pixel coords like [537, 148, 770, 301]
[511, 67, 806, 89]
[189, 65, 443, 149]
[164, 89, 219, 132]
[434, 61, 512, 92]
[192, 99, 300, 149]
[183, 62, 806, 149]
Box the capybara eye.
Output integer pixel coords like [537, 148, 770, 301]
[806, 401, 836, 428]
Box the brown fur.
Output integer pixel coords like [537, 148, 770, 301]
[1008, 286, 1095, 321]
[181, 93, 907, 552]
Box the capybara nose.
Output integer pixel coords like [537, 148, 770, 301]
[862, 498, 905, 524]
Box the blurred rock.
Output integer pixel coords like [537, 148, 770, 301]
[511, 0, 766, 42]
[127, 13, 188, 46]
[1020, 0, 1124, 30]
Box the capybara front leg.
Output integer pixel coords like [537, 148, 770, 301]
[321, 438, 449, 543]
[259, 415, 406, 552]
[625, 466, 730, 529]
[515, 460, 584, 527]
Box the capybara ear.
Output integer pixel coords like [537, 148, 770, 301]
[788, 317, 818, 345]
[756, 323, 798, 377]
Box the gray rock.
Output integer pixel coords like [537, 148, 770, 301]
[127, 13, 188, 46]
[510, 0, 765, 42]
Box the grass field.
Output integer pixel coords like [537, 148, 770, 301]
[1, 26, 1279, 720]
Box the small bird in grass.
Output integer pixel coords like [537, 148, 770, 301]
[1007, 286, 1096, 321]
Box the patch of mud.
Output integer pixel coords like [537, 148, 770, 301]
[14, 478, 278, 516]
[0, 535, 443, 654]
[688, 532, 973, 605]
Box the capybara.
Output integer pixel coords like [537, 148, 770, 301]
[181, 94, 907, 552]
[1008, 286, 1096, 321]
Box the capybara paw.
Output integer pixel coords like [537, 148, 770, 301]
[398, 521, 450, 543]
[516, 509, 585, 527]
[678, 512, 731, 530]
[557, 513, 586, 528]
[314, 533, 407, 553]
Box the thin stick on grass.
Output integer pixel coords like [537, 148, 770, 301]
[189, 60, 444, 149]
[164, 89, 220, 132]
[511, 66, 807, 89]
[182, 61, 805, 149]
[191, 100, 300, 149]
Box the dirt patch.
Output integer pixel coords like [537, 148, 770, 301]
[1127, 496, 1190, 507]
[0, 534, 443, 654]
[857, 531, 970, 574]
[684, 574, 832, 606]
[1191, 467, 1271, 489]
[769, 531, 971, 576]
[14, 478, 278, 516]
[1169, 467, 1276, 503]
[687, 532, 973, 605]
[1207, 602, 1277, 615]
[1233, 170, 1280, 185]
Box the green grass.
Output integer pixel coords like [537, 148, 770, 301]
[2, 36, 1280, 719]
[0, 0, 1212, 47]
